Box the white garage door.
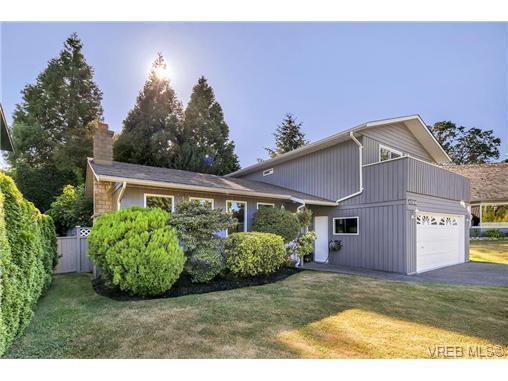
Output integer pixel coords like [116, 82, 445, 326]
[416, 213, 465, 273]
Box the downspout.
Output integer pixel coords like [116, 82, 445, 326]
[116, 181, 127, 211]
[290, 197, 306, 212]
[336, 131, 364, 204]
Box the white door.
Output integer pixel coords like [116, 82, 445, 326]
[314, 216, 329, 263]
[416, 213, 465, 273]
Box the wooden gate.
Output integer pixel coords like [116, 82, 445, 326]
[54, 227, 94, 274]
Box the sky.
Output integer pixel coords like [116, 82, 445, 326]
[1, 22, 507, 167]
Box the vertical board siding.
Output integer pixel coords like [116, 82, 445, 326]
[361, 123, 433, 163]
[239, 140, 359, 201]
[54, 235, 93, 274]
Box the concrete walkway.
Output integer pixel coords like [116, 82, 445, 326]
[303, 261, 508, 286]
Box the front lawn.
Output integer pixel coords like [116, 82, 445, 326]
[470, 240, 508, 265]
[5, 272, 507, 359]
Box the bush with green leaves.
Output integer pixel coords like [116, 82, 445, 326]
[225, 232, 286, 277]
[0, 172, 57, 356]
[296, 207, 313, 229]
[169, 200, 236, 251]
[88, 206, 185, 296]
[186, 247, 225, 283]
[483, 229, 505, 239]
[251, 207, 300, 242]
[288, 231, 317, 259]
[47, 184, 93, 235]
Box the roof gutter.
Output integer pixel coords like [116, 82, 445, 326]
[336, 131, 364, 204]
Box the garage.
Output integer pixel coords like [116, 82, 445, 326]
[416, 212, 466, 273]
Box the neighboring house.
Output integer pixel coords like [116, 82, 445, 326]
[443, 163, 508, 237]
[0, 103, 14, 152]
[86, 115, 470, 275]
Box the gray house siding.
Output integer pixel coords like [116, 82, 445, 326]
[118, 185, 286, 231]
[239, 140, 359, 201]
[361, 123, 433, 164]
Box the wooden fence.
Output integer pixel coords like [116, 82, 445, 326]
[54, 227, 94, 274]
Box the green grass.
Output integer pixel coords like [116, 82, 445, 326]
[5, 272, 507, 359]
[470, 240, 508, 265]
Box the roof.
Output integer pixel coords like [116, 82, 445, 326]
[227, 115, 451, 178]
[0, 104, 14, 152]
[88, 159, 336, 206]
[443, 163, 508, 203]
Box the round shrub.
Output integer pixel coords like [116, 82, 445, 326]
[251, 208, 300, 242]
[186, 247, 225, 283]
[225, 232, 286, 277]
[88, 206, 185, 296]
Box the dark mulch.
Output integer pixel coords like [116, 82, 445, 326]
[92, 267, 302, 301]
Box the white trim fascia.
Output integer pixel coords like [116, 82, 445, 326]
[378, 144, 403, 162]
[226, 200, 248, 233]
[87, 158, 100, 182]
[257, 202, 275, 209]
[362, 155, 446, 170]
[332, 216, 360, 236]
[144, 193, 175, 213]
[189, 197, 215, 209]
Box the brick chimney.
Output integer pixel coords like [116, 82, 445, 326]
[93, 122, 114, 165]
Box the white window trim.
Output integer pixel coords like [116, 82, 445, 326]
[257, 202, 275, 209]
[333, 216, 359, 236]
[226, 200, 248, 232]
[379, 144, 403, 162]
[189, 197, 215, 208]
[144, 193, 175, 212]
[263, 168, 274, 176]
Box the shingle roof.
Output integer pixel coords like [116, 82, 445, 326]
[88, 159, 336, 205]
[442, 163, 508, 202]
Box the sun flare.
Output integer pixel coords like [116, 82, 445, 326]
[154, 65, 171, 80]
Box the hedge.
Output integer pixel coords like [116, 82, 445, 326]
[0, 173, 58, 356]
[88, 206, 185, 296]
[251, 207, 301, 242]
[225, 232, 286, 276]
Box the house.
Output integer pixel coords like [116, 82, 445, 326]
[442, 163, 508, 237]
[86, 115, 471, 275]
[0, 104, 14, 152]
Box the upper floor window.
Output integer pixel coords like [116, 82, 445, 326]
[189, 197, 214, 209]
[263, 168, 274, 176]
[379, 145, 403, 162]
[144, 194, 175, 213]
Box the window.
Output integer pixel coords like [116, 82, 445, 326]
[144, 194, 174, 213]
[257, 202, 275, 210]
[333, 217, 359, 235]
[379, 145, 403, 162]
[189, 197, 214, 209]
[263, 168, 274, 176]
[480, 203, 508, 227]
[226, 200, 247, 233]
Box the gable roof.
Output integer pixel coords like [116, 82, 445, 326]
[0, 104, 14, 152]
[227, 115, 451, 178]
[442, 163, 508, 203]
[88, 159, 336, 206]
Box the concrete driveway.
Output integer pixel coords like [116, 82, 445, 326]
[305, 261, 508, 286]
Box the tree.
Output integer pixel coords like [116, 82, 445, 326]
[266, 113, 308, 158]
[429, 121, 501, 164]
[177, 76, 240, 175]
[47, 184, 93, 235]
[7, 33, 103, 211]
[113, 54, 183, 167]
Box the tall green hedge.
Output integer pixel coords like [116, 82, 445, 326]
[0, 173, 57, 356]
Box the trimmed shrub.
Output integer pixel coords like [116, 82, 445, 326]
[483, 229, 504, 239]
[88, 206, 185, 296]
[225, 232, 286, 277]
[0, 173, 57, 356]
[186, 247, 225, 283]
[251, 207, 300, 243]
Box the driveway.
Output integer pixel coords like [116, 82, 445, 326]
[304, 261, 508, 286]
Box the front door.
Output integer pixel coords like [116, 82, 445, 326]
[314, 216, 329, 263]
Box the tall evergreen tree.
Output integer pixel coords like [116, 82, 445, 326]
[114, 54, 183, 167]
[266, 113, 308, 158]
[176, 76, 240, 175]
[7, 33, 103, 211]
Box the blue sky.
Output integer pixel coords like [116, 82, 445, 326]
[1, 22, 507, 166]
